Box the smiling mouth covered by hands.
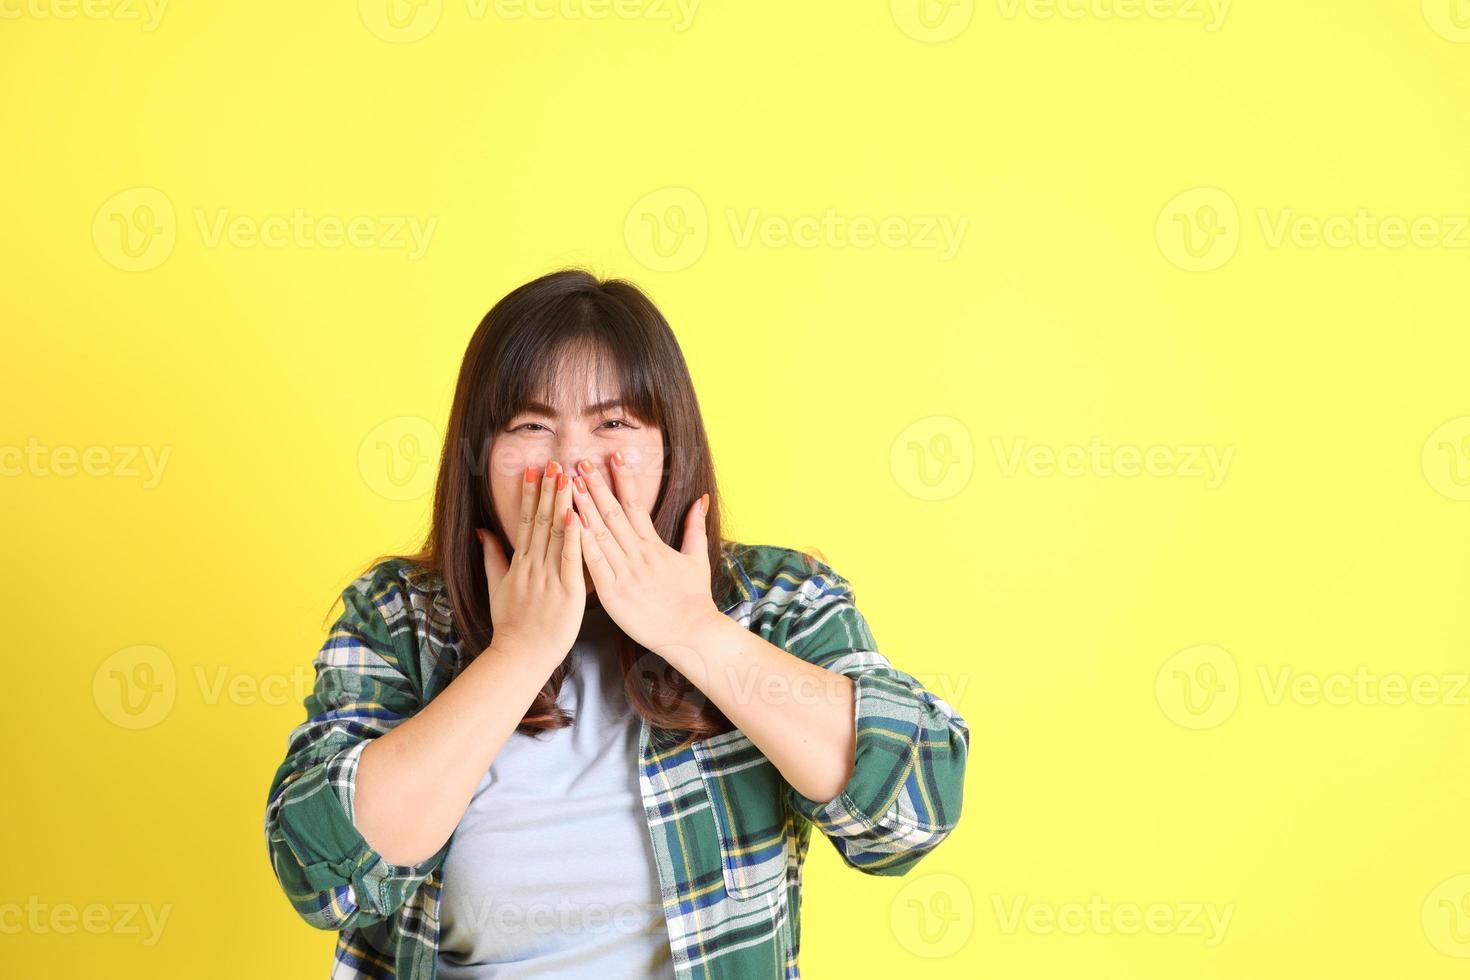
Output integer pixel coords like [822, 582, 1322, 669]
[564, 450, 716, 656]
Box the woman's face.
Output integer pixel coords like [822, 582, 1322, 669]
[488, 370, 664, 597]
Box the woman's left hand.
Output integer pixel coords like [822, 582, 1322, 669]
[569, 453, 720, 655]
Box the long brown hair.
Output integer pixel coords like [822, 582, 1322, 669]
[344, 267, 738, 748]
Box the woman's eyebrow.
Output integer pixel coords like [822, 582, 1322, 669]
[520, 399, 625, 418]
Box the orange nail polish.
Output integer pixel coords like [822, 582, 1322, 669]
[546, 460, 560, 478]
[613, 450, 625, 465]
[573, 475, 587, 494]
[524, 466, 537, 483]
[578, 509, 590, 528]
[556, 472, 568, 491]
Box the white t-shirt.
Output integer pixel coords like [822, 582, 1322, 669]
[435, 601, 676, 979]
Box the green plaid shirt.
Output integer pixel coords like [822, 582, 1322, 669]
[263, 541, 969, 979]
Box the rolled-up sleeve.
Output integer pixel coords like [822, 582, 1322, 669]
[262, 568, 450, 930]
[770, 560, 969, 876]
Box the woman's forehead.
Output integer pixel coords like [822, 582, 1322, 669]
[510, 342, 653, 421]
[517, 393, 626, 417]
[527, 346, 620, 398]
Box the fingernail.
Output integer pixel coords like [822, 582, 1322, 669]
[699, 493, 709, 515]
[556, 472, 568, 492]
[546, 460, 561, 478]
[578, 509, 590, 528]
[613, 450, 625, 466]
[524, 466, 537, 483]
[573, 475, 588, 494]
[577, 458, 593, 473]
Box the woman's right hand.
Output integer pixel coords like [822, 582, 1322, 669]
[476, 461, 586, 664]
[352, 463, 587, 869]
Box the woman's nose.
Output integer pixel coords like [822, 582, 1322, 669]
[547, 443, 587, 473]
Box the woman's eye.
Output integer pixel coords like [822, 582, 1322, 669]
[510, 419, 634, 433]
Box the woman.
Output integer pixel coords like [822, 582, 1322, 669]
[262, 268, 969, 979]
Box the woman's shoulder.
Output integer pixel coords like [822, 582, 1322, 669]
[334, 556, 455, 694]
[718, 539, 856, 610]
[350, 554, 444, 600]
[338, 554, 450, 645]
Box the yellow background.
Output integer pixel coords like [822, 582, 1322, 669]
[3, 1, 1468, 977]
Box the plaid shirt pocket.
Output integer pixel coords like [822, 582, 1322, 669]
[689, 727, 792, 902]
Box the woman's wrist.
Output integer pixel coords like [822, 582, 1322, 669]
[476, 635, 565, 681]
